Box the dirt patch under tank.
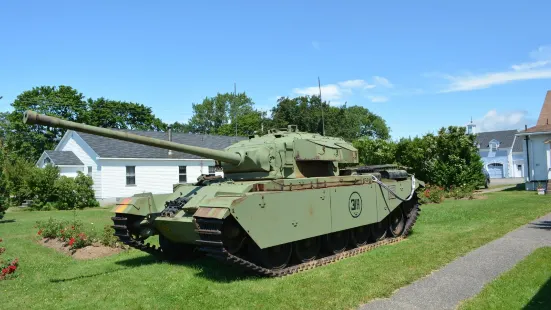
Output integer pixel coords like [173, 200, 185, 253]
[38, 238, 126, 260]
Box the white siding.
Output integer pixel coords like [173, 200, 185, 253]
[58, 166, 84, 178]
[523, 134, 551, 181]
[56, 132, 102, 198]
[98, 159, 218, 199]
[511, 153, 524, 178]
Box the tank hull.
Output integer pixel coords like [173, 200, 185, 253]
[109, 170, 422, 275]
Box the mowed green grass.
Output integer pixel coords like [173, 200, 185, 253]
[459, 246, 551, 310]
[1, 190, 550, 310]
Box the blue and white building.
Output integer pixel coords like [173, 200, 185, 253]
[467, 122, 524, 178]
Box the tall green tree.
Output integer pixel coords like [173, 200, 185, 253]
[86, 97, 167, 131]
[3, 85, 170, 162]
[5, 85, 88, 161]
[187, 92, 262, 135]
[271, 95, 390, 141]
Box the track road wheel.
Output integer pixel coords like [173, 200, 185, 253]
[351, 225, 371, 247]
[293, 236, 321, 263]
[389, 206, 406, 237]
[370, 217, 388, 242]
[221, 217, 247, 254]
[250, 242, 292, 270]
[159, 234, 198, 261]
[323, 230, 349, 254]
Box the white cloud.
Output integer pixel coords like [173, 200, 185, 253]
[338, 79, 368, 88]
[292, 76, 392, 102]
[511, 60, 550, 71]
[373, 76, 393, 88]
[312, 41, 320, 50]
[292, 84, 341, 101]
[367, 96, 389, 103]
[472, 109, 534, 132]
[437, 45, 551, 93]
[441, 69, 551, 93]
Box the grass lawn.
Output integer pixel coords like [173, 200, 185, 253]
[459, 246, 551, 310]
[1, 189, 550, 310]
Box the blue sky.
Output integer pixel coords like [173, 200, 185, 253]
[1, 0, 550, 139]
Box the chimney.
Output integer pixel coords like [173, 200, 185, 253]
[168, 127, 173, 157]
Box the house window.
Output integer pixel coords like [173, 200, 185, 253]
[44, 157, 51, 165]
[489, 143, 497, 152]
[517, 165, 522, 171]
[208, 166, 215, 176]
[126, 166, 135, 185]
[87, 166, 92, 176]
[179, 166, 187, 183]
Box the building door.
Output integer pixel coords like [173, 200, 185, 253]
[488, 163, 504, 178]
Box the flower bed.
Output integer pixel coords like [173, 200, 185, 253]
[35, 217, 128, 259]
[0, 238, 19, 281]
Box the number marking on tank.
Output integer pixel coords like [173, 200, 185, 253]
[348, 192, 362, 218]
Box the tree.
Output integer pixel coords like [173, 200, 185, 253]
[187, 92, 263, 136]
[271, 95, 390, 141]
[353, 138, 397, 165]
[4, 86, 88, 161]
[3, 85, 170, 162]
[85, 98, 167, 131]
[168, 121, 193, 133]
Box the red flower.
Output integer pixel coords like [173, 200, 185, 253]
[68, 237, 75, 246]
[1, 268, 7, 275]
[37, 230, 42, 235]
[9, 265, 16, 272]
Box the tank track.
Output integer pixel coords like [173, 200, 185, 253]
[111, 214, 163, 255]
[195, 203, 421, 277]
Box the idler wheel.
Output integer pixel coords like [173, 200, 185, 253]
[249, 242, 292, 270]
[388, 206, 405, 237]
[322, 230, 349, 254]
[370, 217, 388, 242]
[351, 225, 371, 247]
[293, 236, 321, 263]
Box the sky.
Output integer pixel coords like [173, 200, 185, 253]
[1, 0, 550, 139]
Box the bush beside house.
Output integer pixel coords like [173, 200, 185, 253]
[2, 159, 98, 210]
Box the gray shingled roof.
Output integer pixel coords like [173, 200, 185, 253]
[75, 130, 247, 159]
[45, 151, 84, 165]
[475, 130, 518, 150]
[512, 135, 523, 152]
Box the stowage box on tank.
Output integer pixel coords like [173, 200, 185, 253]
[23, 110, 423, 276]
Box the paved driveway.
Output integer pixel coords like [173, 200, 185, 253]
[488, 177, 524, 187]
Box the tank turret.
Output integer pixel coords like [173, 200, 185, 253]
[23, 110, 358, 180]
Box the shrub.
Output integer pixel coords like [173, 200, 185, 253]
[53, 172, 99, 210]
[36, 217, 92, 249]
[0, 238, 19, 281]
[447, 184, 476, 200]
[26, 164, 59, 209]
[35, 218, 123, 250]
[99, 225, 119, 247]
[418, 184, 445, 204]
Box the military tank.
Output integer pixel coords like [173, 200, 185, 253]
[23, 110, 423, 277]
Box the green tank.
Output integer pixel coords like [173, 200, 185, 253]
[23, 110, 423, 276]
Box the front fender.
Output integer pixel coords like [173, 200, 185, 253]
[112, 186, 202, 217]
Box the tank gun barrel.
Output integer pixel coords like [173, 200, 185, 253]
[23, 110, 242, 165]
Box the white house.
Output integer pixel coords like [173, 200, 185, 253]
[36, 129, 246, 204]
[516, 90, 551, 191]
[466, 121, 524, 178]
